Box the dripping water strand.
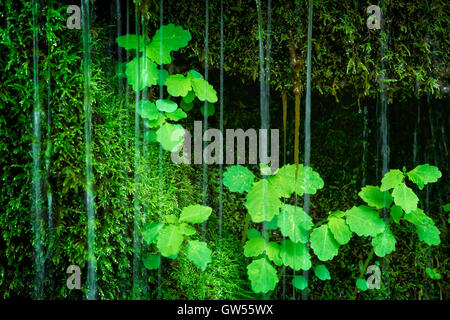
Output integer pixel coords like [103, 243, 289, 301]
[81, 0, 96, 300]
[202, 0, 209, 241]
[302, 0, 313, 301]
[32, 0, 44, 300]
[218, 0, 224, 250]
[362, 104, 368, 188]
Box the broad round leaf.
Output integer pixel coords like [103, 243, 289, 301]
[125, 56, 159, 91]
[191, 78, 218, 103]
[310, 224, 340, 261]
[165, 108, 187, 121]
[223, 165, 255, 194]
[245, 179, 283, 223]
[292, 275, 308, 290]
[356, 279, 368, 291]
[138, 100, 159, 121]
[143, 222, 164, 245]
[156, 99, 178, 112]
[200, 102, 215, 117]
[314, 264, 331, 280]
[358, 185, 393, 209]
[280, 240, 311, 271]
[407, 164, 442, 190]
[247, 258, 278, 294]
[380, 169, 404, 191]
[186, 240, 212, 271]
[390, 205, 403, 224]
[179, 204, 212, 224]
[156, 224, 184, 257]
[392, 183, 419, 213]
[143, 253, 160, 270]
[277, 204, 312, 243]
[345, 205, 385, 237]
[328, 216, 352, 245]
[116, 34, 145, 51]
[165, 74, 191, 97]
[371, 224, 396, 257]
[156, 123, 185, 152]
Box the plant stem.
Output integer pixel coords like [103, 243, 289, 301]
[352, 247, 374, 299]
[241, 213, 250, 245]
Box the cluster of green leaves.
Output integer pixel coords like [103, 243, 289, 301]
[116, 24, 218, 152]
[142, 204, 213, 271]
[223, 163, 443, 294]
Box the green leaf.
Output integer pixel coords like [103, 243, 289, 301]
[145, 113, 166, 128]
[182, 90, 196, 103]
[265, 242, 282, 266]
[126, 56, 159, 91]
[179, 204, 212, 224]
[356, 279, 368, 291]
[371, 224, 396, 257]
[143, 222, 164, 245]
[243, 237, 265, 258]
[223, 165, 255, 194]
[269, 164, 324, 198]
[165, 214, 178, 224]
[247, 228, 260, 239]
[314, 265, 331, 280]
[277, 204, 313, 243]
[146, 24, 192, 64]
[165, 74, 191, 97]
[247, 258, 278, 294]
[404, 208, 441, 245]
[392, 183, 419, 213]
[244, 179, 283, 223]
[390, 205, 403, 224]
[266, 215, 278, 230]
[292, 275, 308, 290]
[157, 68, 169, 86]
[280, 240, 311, 271]
[443, 204, 450, 212]
[328, 216, 352, 245]
[180, 223, 197, 236]
[345, 206, 385, 237]
[407, 164, 442, 190]
[137, 100, 159, 121]
[156, 122, 185, 152]
[143, 253, 160, 270]
[380, 169, 404, 191]
[187, 70, 203, 79]
[156, 224, 184, 257]
[358, 185, 393, 209]
[191, 78, 218, 103]
[116, 34, 145, 51]
[143, 130, 157, 143]
[310, 224, 340, 261]
[185, 240, 212, 271]
[180, 100, 194, 112]
[165, 108, 187, 121]
[425, 267, 441, 280]
[156, 99, 178, 112]
[200, 102, 215, 117]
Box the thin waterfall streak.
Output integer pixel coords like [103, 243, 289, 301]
[218, 0, 224, 250]
[201, 0, 209, 241]
[362, 105, 368, 188]
[132, 2, 141, 299]
[32, 0, 44, 300]
[157, 0, 164, 300]
[81, 0, 96, 300]
[302, 0, 313, 301]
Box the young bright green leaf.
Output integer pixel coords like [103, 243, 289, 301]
[200, 102, 215, 117]
[247, 258, 278, 294]
[260, 163, 275, 176]
[392, 183, 418, 213]
[156, 99, 178, 112]
[145, 113, 166, 128]
[126, 56, 159, 91]
[191, 78, 218, 103]
[165, 74, 191, 97]
[143, 253, 161, 270]
[358, 185, 393, 209]
[403, 208, 441, 246]
[180, 223, 197, 236]
[157, 68, 169, 86]
[179, 204, 212, 224]
[156, 224, 184, 257]
[314, 264, 331, 280]
[268, 164, 324, 198]
[407, 164, 442, 190]
[310, 224, 340, 261]
[165, 108, 187, 121]
[443, 204, 450, 212]
[390, 205, 403, 224]
[266, 215, 278, 230]
[245, 179, 283, 223]
[247, 228, 260, 239]
[187, 70, 203, 79]
[186, 240, 212, 271]
[156, 122, 185, 152]
[143, 130, 157, 143]
[356, 279, 368, 291]
[165, 214, 178, 224]
[243, 237, 265, 258]
[371, 224, 396, 257]
[116, 34, 145, 51]
[345, 206, 385, 237]
[146, 24, 192, 64]
[380, 169, 404, 191]
[292, 275, 308, 290]
[280, 240, 311, 271]
[143, 222, 164, 245]
[277, 204, 313, 243]
[223, 165, 255, 194]
[425, 267, 441, 280]
[328, 216, 352, 245]
[265, 242, 282, 266]
[137, 100, 159, 121]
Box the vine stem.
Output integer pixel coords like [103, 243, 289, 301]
[352, 247, 374, 299]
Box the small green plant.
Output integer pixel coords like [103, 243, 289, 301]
[142, 204, 213, 271]
[425, 267, 442, 280]
[116, 24, 218, 152]
[223, 163, 443, 294]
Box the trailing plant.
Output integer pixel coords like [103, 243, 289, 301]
[116, 24, 218, 152]
[223, 163, 443, 294]
[142, 204, 213, 271]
